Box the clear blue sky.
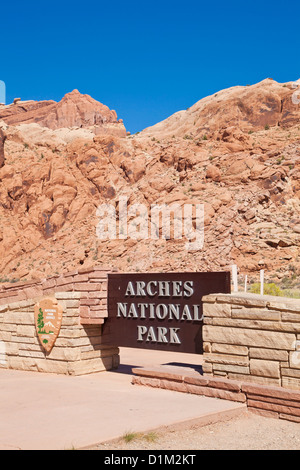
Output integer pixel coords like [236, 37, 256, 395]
[1, 0, 299, 133]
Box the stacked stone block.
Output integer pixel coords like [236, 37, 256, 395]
[0, 291, 119, 375]
[0, 266, 112, 324]
[132, 291, 300, 422]
[132, 368, 300, 422]
[202, 292, 300, 390]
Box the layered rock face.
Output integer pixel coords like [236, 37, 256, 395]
[0, 128, 6, 167]
[140, 79, 300, 139]
[0, 89, 126, 137]
[0, 79, 299, 290]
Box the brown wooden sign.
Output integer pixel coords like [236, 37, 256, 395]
[104, 271, 230, 354]
[34, 298, 63, 353]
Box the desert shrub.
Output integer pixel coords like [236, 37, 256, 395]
[250, 282, 283, 296]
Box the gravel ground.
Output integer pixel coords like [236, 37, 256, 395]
[90, 413, 300, 450]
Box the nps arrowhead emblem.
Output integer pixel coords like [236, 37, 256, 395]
[34, 298, 63, 353]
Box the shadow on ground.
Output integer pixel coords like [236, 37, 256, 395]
[113, 362, 203, 375]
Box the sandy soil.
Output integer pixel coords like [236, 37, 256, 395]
[90, 413, 300, 450]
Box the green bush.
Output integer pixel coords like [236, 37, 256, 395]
[250, 282, 283, 296]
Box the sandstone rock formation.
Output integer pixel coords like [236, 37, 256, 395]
[0, 127, 6, 167]
[139, 79, 300, 140]
[0, 89, 126, 137]
[0, 79, 299, 292]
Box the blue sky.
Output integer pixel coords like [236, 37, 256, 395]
[1, 0, 300, 133]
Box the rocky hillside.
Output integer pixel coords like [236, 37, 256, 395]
[0, 79, 299, 290]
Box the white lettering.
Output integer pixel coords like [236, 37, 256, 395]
[122, 280, 196, 298]
[104, 454, 139, 467]
[137, 325, 147, 341]
[172, 280, 182, 296]
[117, 303, 127, 317]
[136, 281, 146, 296]
[136, 326, 181, 344]
[168, 303, 180, 320]
[138, 303, 148, 318]
[156, 304, 168, 320]
[169, 327, 181, 344]
[128, 303, 138, 318]
[180, 304, 192, 321]
[193, 304, 203, 321]
[183, 280, 194, 297]
[125, 281, 135, 296]
[149, 303, 156, 318]
[157, 327, 168, 343]
[147, 281, 157, 296]
[158, 281, 170, 297]
[118, 302, 201, 321]
[146, 326, 157, 342]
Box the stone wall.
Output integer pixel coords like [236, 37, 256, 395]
[0, 266, 112, 325]
[132, 368, 300, 422]
[202, 292, 300, 390]
[133, 291, 300, 422]
[0, 291, 119, 375]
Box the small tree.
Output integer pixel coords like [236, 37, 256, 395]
[37, 308, 45, 333]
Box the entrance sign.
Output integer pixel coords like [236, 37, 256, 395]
[105, 272, 230, 354]
[34, 298, 63, 353]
